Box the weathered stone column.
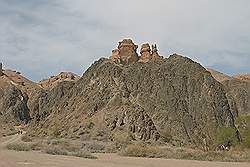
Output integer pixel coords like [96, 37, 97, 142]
[139, 43, 152, 63]
[118, 39, 139, 65]
[151, 44, 161, 61]
[0, 63, 3, 76]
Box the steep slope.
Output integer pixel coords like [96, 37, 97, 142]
[39, 72, 80, 90]
[0, 76, 30, 136]
[222, 79, 250, 116]
[208, 70, 250, 116]
[28, 54, 236, 147]
[2, 69, 41, 96]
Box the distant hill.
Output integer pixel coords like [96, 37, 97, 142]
[207, 69, 250, 116]
[234, 74, 250, 82]
[206, 68, 232, 82]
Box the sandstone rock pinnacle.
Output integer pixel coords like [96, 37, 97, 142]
[110, 39, 162, 64]
[118, 39, 139, 65]
[151, 44, 161, 61]
[0, 63, 3, 76]
[139, 43, 152, 63]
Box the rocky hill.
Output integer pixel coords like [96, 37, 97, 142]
[207, 69, 250, 116]
[26, 39, 237, 148]
[1, 69, 41, 96]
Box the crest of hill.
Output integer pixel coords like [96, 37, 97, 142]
[1, 69, 41, 96]
[39, 72, 80, 89]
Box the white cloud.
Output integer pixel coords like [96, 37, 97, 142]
[0, 0, 250, 80]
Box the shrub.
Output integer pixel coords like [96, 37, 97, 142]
[6, 143, 32, 151]
[71, 151, 97, 159]
[121, 144, 162, 158]
[216, 127, 238, 145]
[44, 147, 68, 156]
[236, 115, 250, 148]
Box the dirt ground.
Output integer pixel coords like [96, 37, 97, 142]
[0, 150, 250, 167]
[0, 135, 249, 167]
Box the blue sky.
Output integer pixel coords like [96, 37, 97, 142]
[0, 0, 250, 81]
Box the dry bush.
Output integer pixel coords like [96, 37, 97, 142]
[120, 144, 250, 162]
[44, 147, 68, 156]
[120, 144, 163, 158]
[6, 143, 32, 151]
[71, 151, 97, 159]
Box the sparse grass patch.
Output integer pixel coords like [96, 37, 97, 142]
[6, 143, 32, 151]
[120, 144, 250, 162]
[71, 151, 97, 159]
[44, 147, 68, 156]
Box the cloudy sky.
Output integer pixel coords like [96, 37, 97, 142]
[0, 0, 250, 81]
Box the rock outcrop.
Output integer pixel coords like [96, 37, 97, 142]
[111, 39, 139, 65]
[0, 63, 3, 77]
[139, 43, 152, 63]
[151, 44, 161, 61]
[111, 39, 162, 65]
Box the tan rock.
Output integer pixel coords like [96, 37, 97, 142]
[0, 63, 3, 76]
[111, 49, 120, 63]
[151, 44, 161, 61]
[139, 43, 152, 63]
[118, 39, 139, 65]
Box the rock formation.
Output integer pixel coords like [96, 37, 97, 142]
[139, 43, 152, 63]
[151, 44, 161, 61]
[110, 39, 139, 65]
[0, 63, 3, 76]
[111, 39, 162, 64]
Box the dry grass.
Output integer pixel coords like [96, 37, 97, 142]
[6, 143, 32, 151]
[120, 144, 250, 162]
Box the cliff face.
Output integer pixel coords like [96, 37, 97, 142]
[0, 78, 30, 134]
[28, 54, 235, 147]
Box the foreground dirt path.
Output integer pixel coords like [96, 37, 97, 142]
[0, 150, 249, 167]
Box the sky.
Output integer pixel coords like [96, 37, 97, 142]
[0, 0, 250, 81]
